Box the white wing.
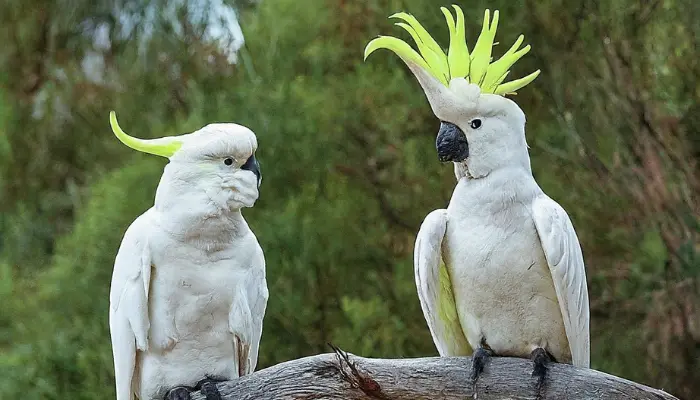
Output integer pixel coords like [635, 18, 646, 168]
[229, 241, 268, 377]
[109, 210, 155, 400]
[244, 243, 268, 375]
[531, 195, 591, 368]
[414, 209, 472, 356]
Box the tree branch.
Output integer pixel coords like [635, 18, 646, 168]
[190, 349, 679, 400]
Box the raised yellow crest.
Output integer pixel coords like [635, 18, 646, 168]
[364, 6, 540, 96]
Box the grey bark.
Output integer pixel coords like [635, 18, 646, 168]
[190, 347, 679, 400]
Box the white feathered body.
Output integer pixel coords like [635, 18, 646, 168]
[444, 167, 570, 362]
[414, 164, 589, 368]
[110, 207, 268, 400]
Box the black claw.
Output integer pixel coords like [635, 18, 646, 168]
[530, 348, 553, 400]
[165, 386, 192, 400]
[469, 347, 493, 399]
[194, 376, 227, 389]
[470, 347, 492, 382]
[200, 382, 222, 400]
[194, 377, 226, 400]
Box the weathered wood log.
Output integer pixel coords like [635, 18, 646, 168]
[190, 347, 679, 400]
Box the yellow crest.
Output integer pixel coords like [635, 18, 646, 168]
[109, 111, 183, 158]
[364, 6, 540, 96]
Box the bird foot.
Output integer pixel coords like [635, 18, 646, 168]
[470, 347, 493, 399]
[530, 347, 553, 400]
[195, 377, 226, 400]
[164, 386, 193, 400]
[164, 377, 225, 400]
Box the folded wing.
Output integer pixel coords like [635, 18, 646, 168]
[414, 209, 472, 356]
[109, 211, 154, 400]
[245, 245, 268, 375]
[531, 195, 590, 368]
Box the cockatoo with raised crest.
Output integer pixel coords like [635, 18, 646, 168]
[107, 112, 268, 400]
[365, 6, 590, 398]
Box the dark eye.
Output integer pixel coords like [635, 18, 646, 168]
[470, 119, 482, 129]
[223, 157, 234, 166]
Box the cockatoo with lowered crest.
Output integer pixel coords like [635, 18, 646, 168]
[365, 6, 590, 398]
[107, 112, 268, 400]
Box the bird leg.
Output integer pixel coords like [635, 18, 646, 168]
[469, 346, 493, 399]
[530, 347, 554, 400]
[195, 376, 227, 400]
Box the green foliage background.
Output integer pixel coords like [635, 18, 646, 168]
[0, 0, 698, 398]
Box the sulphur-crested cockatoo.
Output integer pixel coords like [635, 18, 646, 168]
[365, 6, 590, 397]
[107, 112, 268, 400]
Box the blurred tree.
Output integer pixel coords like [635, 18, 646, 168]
[0, 0, 697, 399]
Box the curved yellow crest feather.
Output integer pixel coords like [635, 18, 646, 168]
[364, 6, 540, 95]
[109, 111, 183, 158]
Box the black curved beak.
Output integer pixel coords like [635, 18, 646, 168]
[436, 122, 469, 163]
[241, 154, 261, 187]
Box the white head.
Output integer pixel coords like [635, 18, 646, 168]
[365, 7, 540, 179]
[109, 112, 261, 215]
